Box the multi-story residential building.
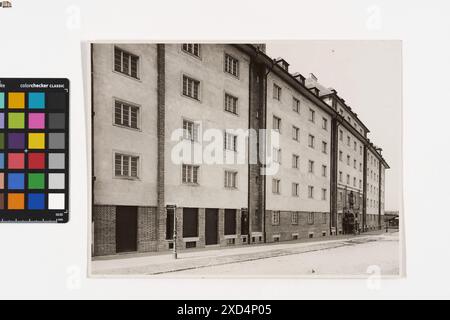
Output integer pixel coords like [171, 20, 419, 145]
[91, 43, 389, 257]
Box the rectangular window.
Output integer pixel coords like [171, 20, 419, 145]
[347, 155, 350, 165]
[182, 164, 199, 184]
[272, 179, 281, 194]
[114, 153, 139, 178]
[273, 84, 282, 100]
[292, 154, 299, 169]
[354, 159, 357, 169]
[339, 151, 343, 161]
[273, 148, 282, 164]
[224, 209, 237, 235]
[353, 177, 356, 187]
[308, 212, 314, 224]
[182, 75, 200, 100]
[183, 208, 199, 237]
[339, 171, 343, 182]
[292, 97, 300, 113]
[308, 134, 315, 148]
[224, 171, 237, 188]
[347, 136, 351, 146]
[322, 188, 327, 200]
[308, 160, 314, 173]
[354, 141, 357, 151]
[360, 163, 362, 172]
[346, 174, 350, 184]
[309, 108, 315, 122]
[308, 186, 314, 199]
[273, 116, 281, 132]
[114, 47, 139, 79]
[292, 212, 298, 225]
[182, 44, 200, 57]
[359, 179, 362, 189]
[224, 132, 237, 151]
[339, 130, 343, 141]
[224, 54, 239, 77]
[322, 141, 327, 154]
[292, 183, 299, 197]
[183, 119, 199, 142]
[272, 211, 280, 225]
[322, 165, 327, 177]
[114, 100, 139, 129]
[292, 126, 299, 141]
[322, 117, 328, 130]
[224, 93, 238, 114]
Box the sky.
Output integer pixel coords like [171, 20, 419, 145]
[266, 41, 402, 211]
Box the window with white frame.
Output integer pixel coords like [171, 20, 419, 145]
[322, 188, 327, 200]
[183, 119, 199, 142]
[273, 148, 282, 163]
[224, 132, 237, 151]
[292, 212, 298, 225]
[272, 211, 280, 225]
[114, 153, 139, 178]
[182, 164, 199, 184]
[292, 97, 300, 113]
[224, 54, 239, 77]
[322, 141, 327, 154]
[182, 75, 200, 100]
[309, 108, 315, 122]
[224, 170, 237, 188]
[292, 126, 299, 141]
[307, 212, 314, 224]
[182, 44, 200, 57]
[224, 93, 238, 114]
[273, 84, 282, 100]
[308, 186, 314, 199]
[114, 47, 139, 79]
[292, 154, 299, 169]
[308, 160, 314, 173]
[272, 179, 281, 194]
[322, 117, 328, 130]
[273, 115, 281, 132]
[292, 183, 299, 197]
[308, 134, 315, 148]
[114, 100, 139, 129]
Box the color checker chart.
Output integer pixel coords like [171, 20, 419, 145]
[0, 79, 69, 223]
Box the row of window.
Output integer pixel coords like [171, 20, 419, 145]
[271, 211, 327, 226]
[272, 179, 327, 200]
[339, 129, 363, 155]
[114, 45, 240, 80]
[339, 150, 363, 171]
[273, 111, 328, 132]
[338, 171, 363, 189]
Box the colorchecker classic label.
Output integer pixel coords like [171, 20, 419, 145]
[0, 78, 69, 223]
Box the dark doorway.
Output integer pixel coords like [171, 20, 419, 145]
[205, 208, 218, 245]
[116, 206, 138, 253]
[241, 210, 249, 235]
[183, 208, 198, 238]
[166, 210, 174, 240]
[224, 209, 237, 235]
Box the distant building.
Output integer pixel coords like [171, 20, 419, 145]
[0, 1, 12, 8]
[91, 43, 390, 257]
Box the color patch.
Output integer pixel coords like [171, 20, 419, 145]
[0, 194, 4, 210]
[8, 153, 25, 169]
[8, 193, 25, 210]
[49, 173, 64, 189]
[28, 92, 45, 109]
[48, 193, 65, 210]
[8, 173, 25, 190]
[28, 173, 45, 189]
[28, 133, 45, 149]
[8, 92, 25, 109]
[8, 133, 25, 149]
[49, 133, 64, 149]
[8, 112, 25, 128]
[28, 193, 45, 210]
[0, 112, 4, 129]
[0, 173, 4, 189]
[28, 153, 45, 169]
[0, 133, 3, 149]
[49, 153, 64, 169]
[28, 113, 45, 129]
[48, 113, 65, 129]
[0, 153, 3, 169]
[0, 92, 4, 109]
[47, 92, 66, 109]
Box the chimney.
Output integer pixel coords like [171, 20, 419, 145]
[328, 87, 337, 94]
[275, 57, 289, 72]
[292, 72, 305, 85]
[252, 43, 266, 53]
[309, 73, 318, 82]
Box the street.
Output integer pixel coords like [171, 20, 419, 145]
[92, 231, 400, 277]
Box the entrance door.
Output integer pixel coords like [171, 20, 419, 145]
[116, 206, 138, 253]
[205, 209, 218, 245]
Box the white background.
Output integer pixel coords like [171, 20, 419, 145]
[0, 0, 449, 299]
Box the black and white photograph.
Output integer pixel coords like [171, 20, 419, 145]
[88, 41, 402, 277]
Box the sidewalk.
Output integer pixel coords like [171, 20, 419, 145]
[91, 230, 398, 276]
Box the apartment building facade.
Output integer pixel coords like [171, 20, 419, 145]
[91, 43, 389, 257]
